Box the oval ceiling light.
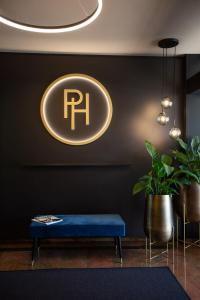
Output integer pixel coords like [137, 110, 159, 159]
[0, 0, 102, 33]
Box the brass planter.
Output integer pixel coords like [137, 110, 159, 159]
[176, 182, 200, 222]
[144, 195, 173, 243]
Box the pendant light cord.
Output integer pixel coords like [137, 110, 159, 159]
[161, 48, 164, 112]
[161, 48, 167, 113]
[165, 48, 168, 98]
[173, 46, 177, 126]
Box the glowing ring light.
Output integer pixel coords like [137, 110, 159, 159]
[40, 73, 113, 145]
[0, 0, 102, 33]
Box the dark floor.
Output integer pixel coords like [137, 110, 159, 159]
[0, 240, 199, 300]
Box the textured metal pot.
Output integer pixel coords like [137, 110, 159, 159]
[175, 182, 200, 222]
[144, 195, 173, 242]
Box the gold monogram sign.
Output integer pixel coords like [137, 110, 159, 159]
[40, 74, 113, 146]
[64, 89, 90, 130]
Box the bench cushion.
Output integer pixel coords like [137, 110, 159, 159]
[30, 214, 126, 238]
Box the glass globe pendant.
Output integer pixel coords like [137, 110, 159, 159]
[169, 127, 181, 139]
[161, 97, 173, 108]
[157, 111, 169, 125]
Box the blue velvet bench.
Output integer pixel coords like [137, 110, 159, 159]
[30, 214, 126, 265]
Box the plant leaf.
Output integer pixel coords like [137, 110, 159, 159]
[177, 138, 188, 151]
[163, 163, 174, 176]
[172, 150, 188, 163]
[133, 182, 145, 195]
[173, 169, 199, 182]
[161, 154, 172, 165]
[191, 136, 200, 154]
[145, 141, 159, 160]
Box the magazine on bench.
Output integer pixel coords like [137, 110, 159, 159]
[32, 215, 63, 225]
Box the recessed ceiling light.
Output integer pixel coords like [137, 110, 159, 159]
[0, 0, 102, 33]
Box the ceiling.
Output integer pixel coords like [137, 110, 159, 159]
[1, 0, 200, 55]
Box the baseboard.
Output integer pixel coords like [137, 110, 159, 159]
[0, 237, 146, 251]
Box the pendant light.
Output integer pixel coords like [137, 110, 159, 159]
[169, 41, 181, 139]
[157, 111, 169, 126]
[160, 45, 173, 109]
[169, 127, 181, 139]
[161, 97, 173, 108]
[156, 44, 170, 125]
[157, 38, 181, 139]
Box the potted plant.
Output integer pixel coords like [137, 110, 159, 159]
[172, 136, 200, 222]
[133, 141, 181, 242]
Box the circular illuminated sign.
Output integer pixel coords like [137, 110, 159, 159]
[40, 73, 113, 145]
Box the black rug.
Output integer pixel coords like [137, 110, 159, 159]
[0, 267, 190, 300]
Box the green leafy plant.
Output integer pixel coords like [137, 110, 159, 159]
[172, 136, 200, 184]
[133, 141, 182, 196]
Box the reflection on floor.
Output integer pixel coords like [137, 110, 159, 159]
[0, 242, 199, 300]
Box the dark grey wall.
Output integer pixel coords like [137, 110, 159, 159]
[186, 92, 200, 137]
[0, 53, 185, 239]
[185, 55, 200, 238]
[186, 55, 200, 138]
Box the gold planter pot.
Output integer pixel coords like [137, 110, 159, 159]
[176, 182, 200, 223]
[144, 195, 173, 243]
